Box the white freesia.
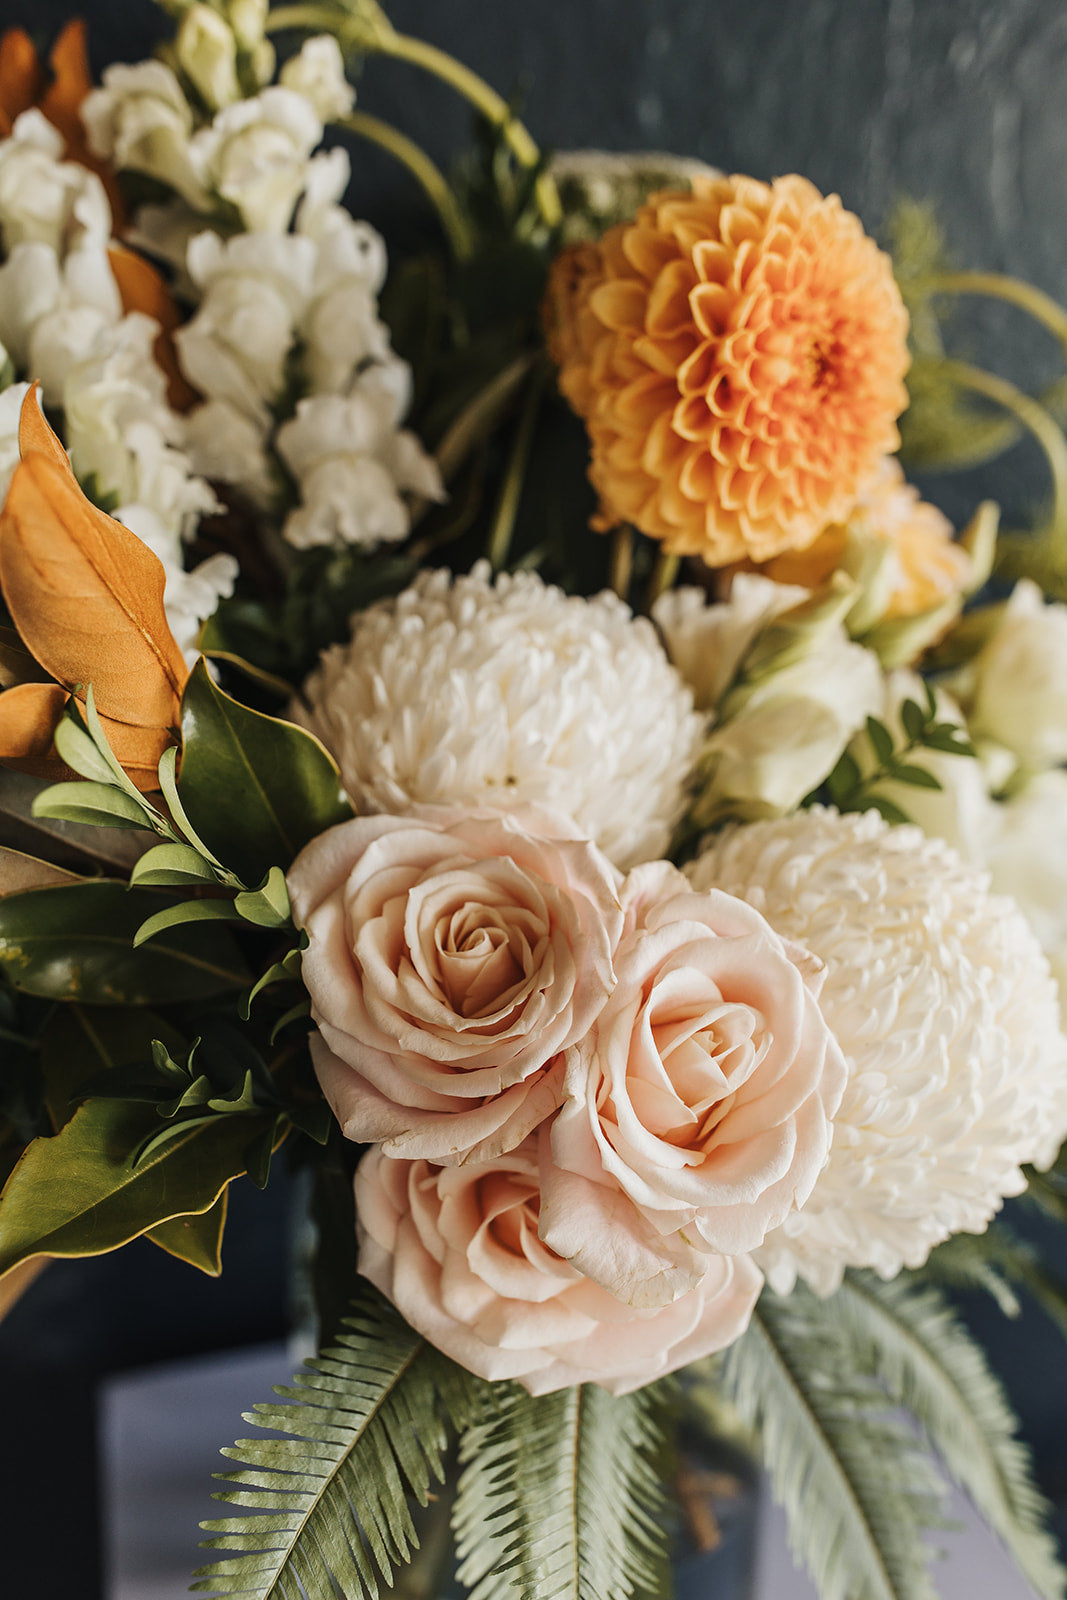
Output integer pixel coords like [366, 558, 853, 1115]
[176, 230, 316, 422]
[82, 61, 212, 211]
[183, 398, 277, 507]
[0, 111, 112, 254]
[191, 85, 324, 232]
[652, 574, 809, 712]
[987, 770, 1067, 1002]
[296, 565, 705, 870]
[279, 37, 355, 122]
[276, 380, 443, 549]
[690, 808, 1067, 1294]
[957, 579, 1067, 774]
[176, 4, 242, 111]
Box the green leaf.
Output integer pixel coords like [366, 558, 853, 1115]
[452, 1381, 670, 1600]
[39, 1003, 184, 1131]
[130, 842, 221, 887]
[866, 795, 913, 827]
[32, 780, 151, 830]
[157, 745, 225, 869]
[866, 716, 895, 767]
[0, 1097, 269, 1279]
[177, 658, 353, 885]
[0, 881, 250, 1003]
[147, 1190, 228, 1276]
[900, 698, 927, 743]
[234, 866, 292, 929]
[193, 1288, 476, 1598]
[720, 1291, 945, 1600]
[825, 748, 861, 806]
[836, 1274, 1065, 1599]
[885, 763, 943, 791]
[133, 897, 244, 948]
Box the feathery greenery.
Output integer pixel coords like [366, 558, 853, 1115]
[836, 1272, 1065, 1600]
[452, 1379, 672, 1600]
[719, 1290, 947, 1600]
[192, 1289, 476, 1599]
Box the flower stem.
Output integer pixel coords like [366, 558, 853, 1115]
[609, 525, 635, 601]
[486, 367, 547, 571]
[932, 271, 1067, 357]
[644, 550, 680, 611]
[940, 357, 1067, 557]
[338, 111, 473, 258]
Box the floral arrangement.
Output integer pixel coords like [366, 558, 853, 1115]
[3, 4, 1067, 1598]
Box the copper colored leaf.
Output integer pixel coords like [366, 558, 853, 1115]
[0, 29, 40, 136]
[0, 681, 69, 779]
[0, 449, 187, 728]
[108, 246, 198, 412]
[17, 381, 71, 471]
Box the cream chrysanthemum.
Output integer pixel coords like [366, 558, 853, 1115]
[688, 807, 1067, 1294]
[298, 564, 704, 870]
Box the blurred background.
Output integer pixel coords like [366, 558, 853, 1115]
[1, 1, 1066, 1595]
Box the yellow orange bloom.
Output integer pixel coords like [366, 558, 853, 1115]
[544, 173, 910, 567]
[759, 457, 971, 621]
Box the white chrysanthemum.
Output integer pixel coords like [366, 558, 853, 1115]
[688, 807, 1067, 1294]
[298, 564, 705, 869]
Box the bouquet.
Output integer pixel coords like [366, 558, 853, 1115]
[2, 3, 1067, 1596]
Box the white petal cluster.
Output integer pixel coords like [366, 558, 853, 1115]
[297, 564, 706, 869]
[0, 114, 228, 659]
[279, 36, 355, 123]
[689, 807, 1067, 1294]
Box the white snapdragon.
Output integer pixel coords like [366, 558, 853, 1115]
[276, 376, 443, 549]
[653, 574, 810, 711]
[956, 579, 1067, 775]
[0, 380, 31, 503]
[116, 504, 237, 664]
[183, 398, 277, 508]
[176, 230, 316, 422]
[0, 241, 122, 403]
[299, 199, 393, 394]
[279, 37, 355, 123]
[82, 61, 212, 211]
[0, 111, 112, 254]
[987, 770, 1067, 1003]
[176, 4, 242, 112]
[192, 86, 325, 232]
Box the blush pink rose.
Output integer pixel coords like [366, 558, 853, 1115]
[354, 1137, 762, 1395]
[540, 861, 846, 1307]
[286, 805, 624, 1165]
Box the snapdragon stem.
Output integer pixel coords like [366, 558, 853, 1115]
[942, 357, 1067, 555]
[263, 7, 561, 229]
[486, 368, 547, 571]
[338, 111, 473, 258]
[645, 550, 680, 611]
[609, 525, 634, 601]
[932, 272, 1067, 358]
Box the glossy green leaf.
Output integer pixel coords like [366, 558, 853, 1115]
[32, 780, 150, 830]
[177, 658, 353, 885]
[39, 1003, 184, 1131]
[0, 1097, 271, 1279]
[133, 897, 244, 948]
[0, 881, 250, 1003]
[147, 1191, 228, 1276]
[130, 842, 221, 888]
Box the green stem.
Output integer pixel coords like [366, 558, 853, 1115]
[932, 272, 1067, 357]
[940, 357, 1067, 557]
[644, 550, 680, 611]
[264, 6, 561, 228]
[609, 525, 635, 601]
[338, 111, 473, 258]
[486, 368, 547, 571]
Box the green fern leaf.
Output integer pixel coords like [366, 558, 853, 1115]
[720, 1291, 946, 1600]
[452, 1380, 671, 1600]
[835, 1272, 1065, 1600]
[191, 1289, 475, 1598]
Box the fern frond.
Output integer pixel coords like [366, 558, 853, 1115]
[719, 1291, 945, 1600]
[452, 1380, 671, 1600]
[836, 1272, 1065, 1600]
[191, 1289, 475, 1599]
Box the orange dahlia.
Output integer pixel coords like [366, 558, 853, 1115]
[544, 173, 911, 567]
[758, 456, 971, 621]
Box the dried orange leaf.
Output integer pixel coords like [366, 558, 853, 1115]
[0, 28, 41, 137]
[108, 247, 198, 412]
[0, 680, 69, 778]
[17, 382, 72, 475]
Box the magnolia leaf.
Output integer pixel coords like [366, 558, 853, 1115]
[40, 1002, 184, 1131]
[147, 1190, 228, 1276]
[133, 896, 245, 947]
[0, 680, 69, 777]
[0, 626, 51, 690]
[130, 841, 220, 887]
[32, 779, 150, 830]
[0, 1252, 47, 1326]
[0, 1096, 271, 1279]
[177, 658, 353, 884]
[0, 881, 249, 1002]
[0, 846, 79, 898]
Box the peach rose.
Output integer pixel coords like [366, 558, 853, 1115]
[354, 1138, 762, 1395]
[286, 805, 624, 1165]
[540, 862, 846, 1307]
